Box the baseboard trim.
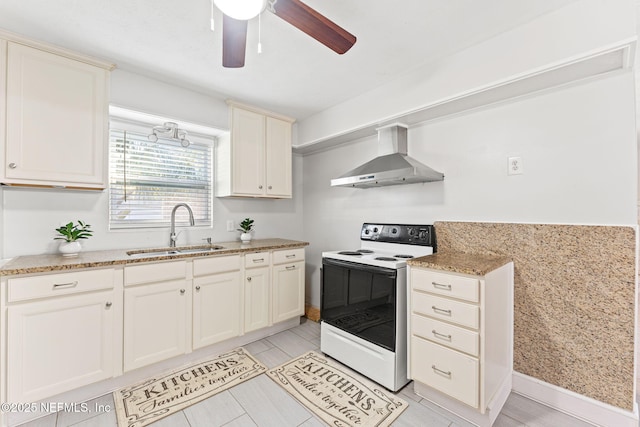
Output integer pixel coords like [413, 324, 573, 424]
[305, 304, 320, 322]
[512, 372, 638, 427]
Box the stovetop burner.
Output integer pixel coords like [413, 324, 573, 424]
[337, 251, 363, 256]
[394, 254, 414, 259]
[375, 257, 398, 261]
[357, 249, 374, 254]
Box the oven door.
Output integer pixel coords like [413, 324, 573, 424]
[321, 257, 397, 351]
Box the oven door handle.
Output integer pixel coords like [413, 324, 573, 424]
[322, 257, 398, 276]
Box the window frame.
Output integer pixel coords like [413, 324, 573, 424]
[108, 115, 216, 230]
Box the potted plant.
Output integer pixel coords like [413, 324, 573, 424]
[54, 220, 93, 256]
[237, 218, 254, 243]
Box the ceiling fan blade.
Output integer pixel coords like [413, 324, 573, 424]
[269, 0, 356, 54]
[222, 15, 248, 68]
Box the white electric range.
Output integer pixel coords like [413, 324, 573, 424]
[320, 223, 435, 391]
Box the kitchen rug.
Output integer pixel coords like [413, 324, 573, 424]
[113, 347, 266, 427]
[267, 351, 407, 427]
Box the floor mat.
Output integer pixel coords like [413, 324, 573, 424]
[267, 351, 407, 427]
[113, 347, 266, 427]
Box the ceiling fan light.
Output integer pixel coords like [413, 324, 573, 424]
[214, 0, 266, 20]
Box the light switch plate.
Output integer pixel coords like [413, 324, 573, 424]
[226, 220, 235, 232]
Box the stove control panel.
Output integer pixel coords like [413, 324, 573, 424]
[361, 223, 435, 246]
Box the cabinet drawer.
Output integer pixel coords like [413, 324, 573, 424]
[411, 336, 479, 408]
[193, 255, 241, 276]
[8, 269, 114, 302]
[412, 269, 479, 302]
[245, 252, 270, 269]
[412, 314, 479, 356]
[272, 248, 305, 265]
[125, 261, 186, 286]
[412, 292, 479, 330]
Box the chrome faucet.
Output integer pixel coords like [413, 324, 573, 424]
[169, 203, 195, 247]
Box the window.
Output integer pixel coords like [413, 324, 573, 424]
[109, 118, 213, 229]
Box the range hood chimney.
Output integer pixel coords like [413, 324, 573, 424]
[330, 123, 444, 188]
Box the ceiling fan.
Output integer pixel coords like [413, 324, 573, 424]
[213, 0, 357, 68]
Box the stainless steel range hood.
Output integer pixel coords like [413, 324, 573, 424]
[330, 123, 444, 188]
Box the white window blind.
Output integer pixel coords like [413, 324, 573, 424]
[109, 126, 212, 229]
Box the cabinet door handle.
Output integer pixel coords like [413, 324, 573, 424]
[286, 265, 296, 270]
[8, 162, 17, 169]
[432, 281, 452, 291]
[53, 281, 78, 289]
[180, 289, 186, 294]
[431, 306, 452, 316]
[285, 254, 296, 259]
[258, 185, 263, 189]
[195, 285, 201, 291]
[432, 329, 452, 341]
[431, 365, 452, 378]
[253, 258, 264, 263]
[268, 185, 272, 190]
[105, 302, 113, 308]
[247, 277, 252, 282]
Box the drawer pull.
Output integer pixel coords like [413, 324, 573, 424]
[195, 285, 201, 291]
[247, 277, 252, 282]
[432, 281, 452, 291]
[105, 302, 112, 308]
[286, 265, 296, 270]
[53, 281, 78, 289]
[431, 365, 452, 378]
[285, 254, 296, 259]
[180, 289, 186, 295]
[432, 306, 452, 316]
[432, 330, 452, 341]
[252, 258, 264, 263]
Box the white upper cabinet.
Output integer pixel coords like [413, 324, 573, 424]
[0, 35, 114, 189]
[216, 101, 294, 198]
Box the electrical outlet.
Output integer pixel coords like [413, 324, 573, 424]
[226, 220, 235, 232]
[508, 156, 523, 175]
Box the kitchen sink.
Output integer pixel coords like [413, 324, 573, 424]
[126, 245, 225, 258]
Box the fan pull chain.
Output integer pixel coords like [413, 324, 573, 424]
[210, 0, 215, 31]
[257, 12, 263, 54]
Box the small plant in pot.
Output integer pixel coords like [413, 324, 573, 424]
[54, 220, 92, 257]
[237, 218, 254, 243]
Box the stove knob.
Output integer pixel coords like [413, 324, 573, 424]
[373, 227, 378, 233]
[418, 230, 427, 240]
[391, 227, 398, 234]
[408, 228, 415, 236]
[364, 229, 370, 235]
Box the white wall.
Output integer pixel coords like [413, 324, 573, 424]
[0, 70, 304, 258]
[302, 71, 637, 307]
[296, 0, 636, 146]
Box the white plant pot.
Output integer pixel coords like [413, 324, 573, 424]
[59, 241, 82, 257]
[240, 232, 252, 243]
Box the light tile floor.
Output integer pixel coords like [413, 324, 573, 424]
[18, 319, 596, 427]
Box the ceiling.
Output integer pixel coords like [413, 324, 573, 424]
[0, 0, 578, 121]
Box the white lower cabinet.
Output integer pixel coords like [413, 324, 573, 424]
[244, 266, 270, 333]
[123, 261, 189, 372]
[1, 245, 307, 414]
[411, 336, 480, 407]
[5, 268, 120, 403]
[272, 262, 304, 323]
[408, 261, 513, 427]
[193, 255, 242, 349]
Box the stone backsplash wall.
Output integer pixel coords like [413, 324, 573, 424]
[434, 221, 637, 411]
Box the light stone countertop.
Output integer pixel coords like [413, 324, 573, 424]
[408, 251, 512, 276]
[0, 238, 309, 276]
